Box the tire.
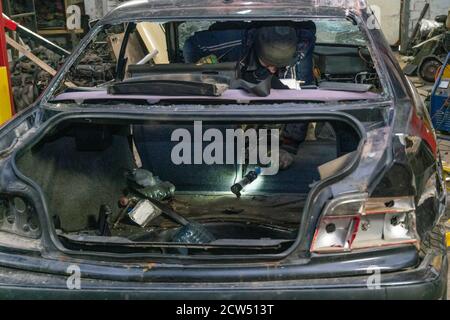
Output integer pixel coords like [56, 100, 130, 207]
[418, 57, 443, 83]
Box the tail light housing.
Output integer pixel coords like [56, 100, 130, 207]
[311, 194, 418, 253]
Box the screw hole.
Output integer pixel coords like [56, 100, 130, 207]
[325, 223, 336, 233]
[385, 200, 395, 208]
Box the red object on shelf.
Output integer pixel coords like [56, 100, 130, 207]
[2, 14, 17, 31]
[0, 6, 9, 67]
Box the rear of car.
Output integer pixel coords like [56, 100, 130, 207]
[0, 0, 446, 299]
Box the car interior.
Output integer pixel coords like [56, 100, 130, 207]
[54, 18, 383, 98]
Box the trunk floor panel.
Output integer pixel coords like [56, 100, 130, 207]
[108, 194, 303, 241]
[170, 194, 304, 226]
[16, 131, 336, 233]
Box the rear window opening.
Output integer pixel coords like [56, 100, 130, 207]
[48, 17, 385, 105]
[15, 117, 362, 256]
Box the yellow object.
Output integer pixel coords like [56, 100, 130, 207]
[446, 228, 450, 247]
[441, 65, 450, 80]
[0, 67, 13, 125]
[197, 55, 218, 65]
[440, 163, 450, 247]
[442, 161, 450, 192]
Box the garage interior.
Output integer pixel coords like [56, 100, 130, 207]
[0, 0, 448, 298]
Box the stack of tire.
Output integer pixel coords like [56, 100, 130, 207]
[10, 46, 63, 112]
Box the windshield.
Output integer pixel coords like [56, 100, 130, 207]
[315, 20, 366, 46]
[48, 17, 384, 105]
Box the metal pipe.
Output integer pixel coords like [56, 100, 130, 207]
[2, 13, 71, 57]
[407, 3, 430, 52]
[400, 0, 411, 54]
[137, 49, 159, 65]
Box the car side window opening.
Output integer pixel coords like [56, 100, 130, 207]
[64, 25, 123, 88]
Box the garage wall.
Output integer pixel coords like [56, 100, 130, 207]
[409, 0, 450, 35]
[367, 0, 449, 45]
[84, 0, 126, 20]
[368, 0, 402, 45]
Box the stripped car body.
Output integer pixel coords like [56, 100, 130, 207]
[0, 0, 447, 299]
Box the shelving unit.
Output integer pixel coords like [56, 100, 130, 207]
[1, 0, 37, 31]
[36, 0, 84, 35]
[33, 0, 85, 50]
[2, 0, 86, 50]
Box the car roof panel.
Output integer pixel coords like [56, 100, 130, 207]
[101, 0, 366, 24]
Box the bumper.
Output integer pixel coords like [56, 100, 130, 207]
[0, 250, 446, 300]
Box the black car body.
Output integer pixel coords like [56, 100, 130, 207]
[0, 0, 447, 299]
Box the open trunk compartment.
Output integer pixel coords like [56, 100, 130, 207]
[14, 116, 362, 256]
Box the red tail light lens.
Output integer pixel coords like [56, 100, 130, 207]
[311, 195, 418, 253]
